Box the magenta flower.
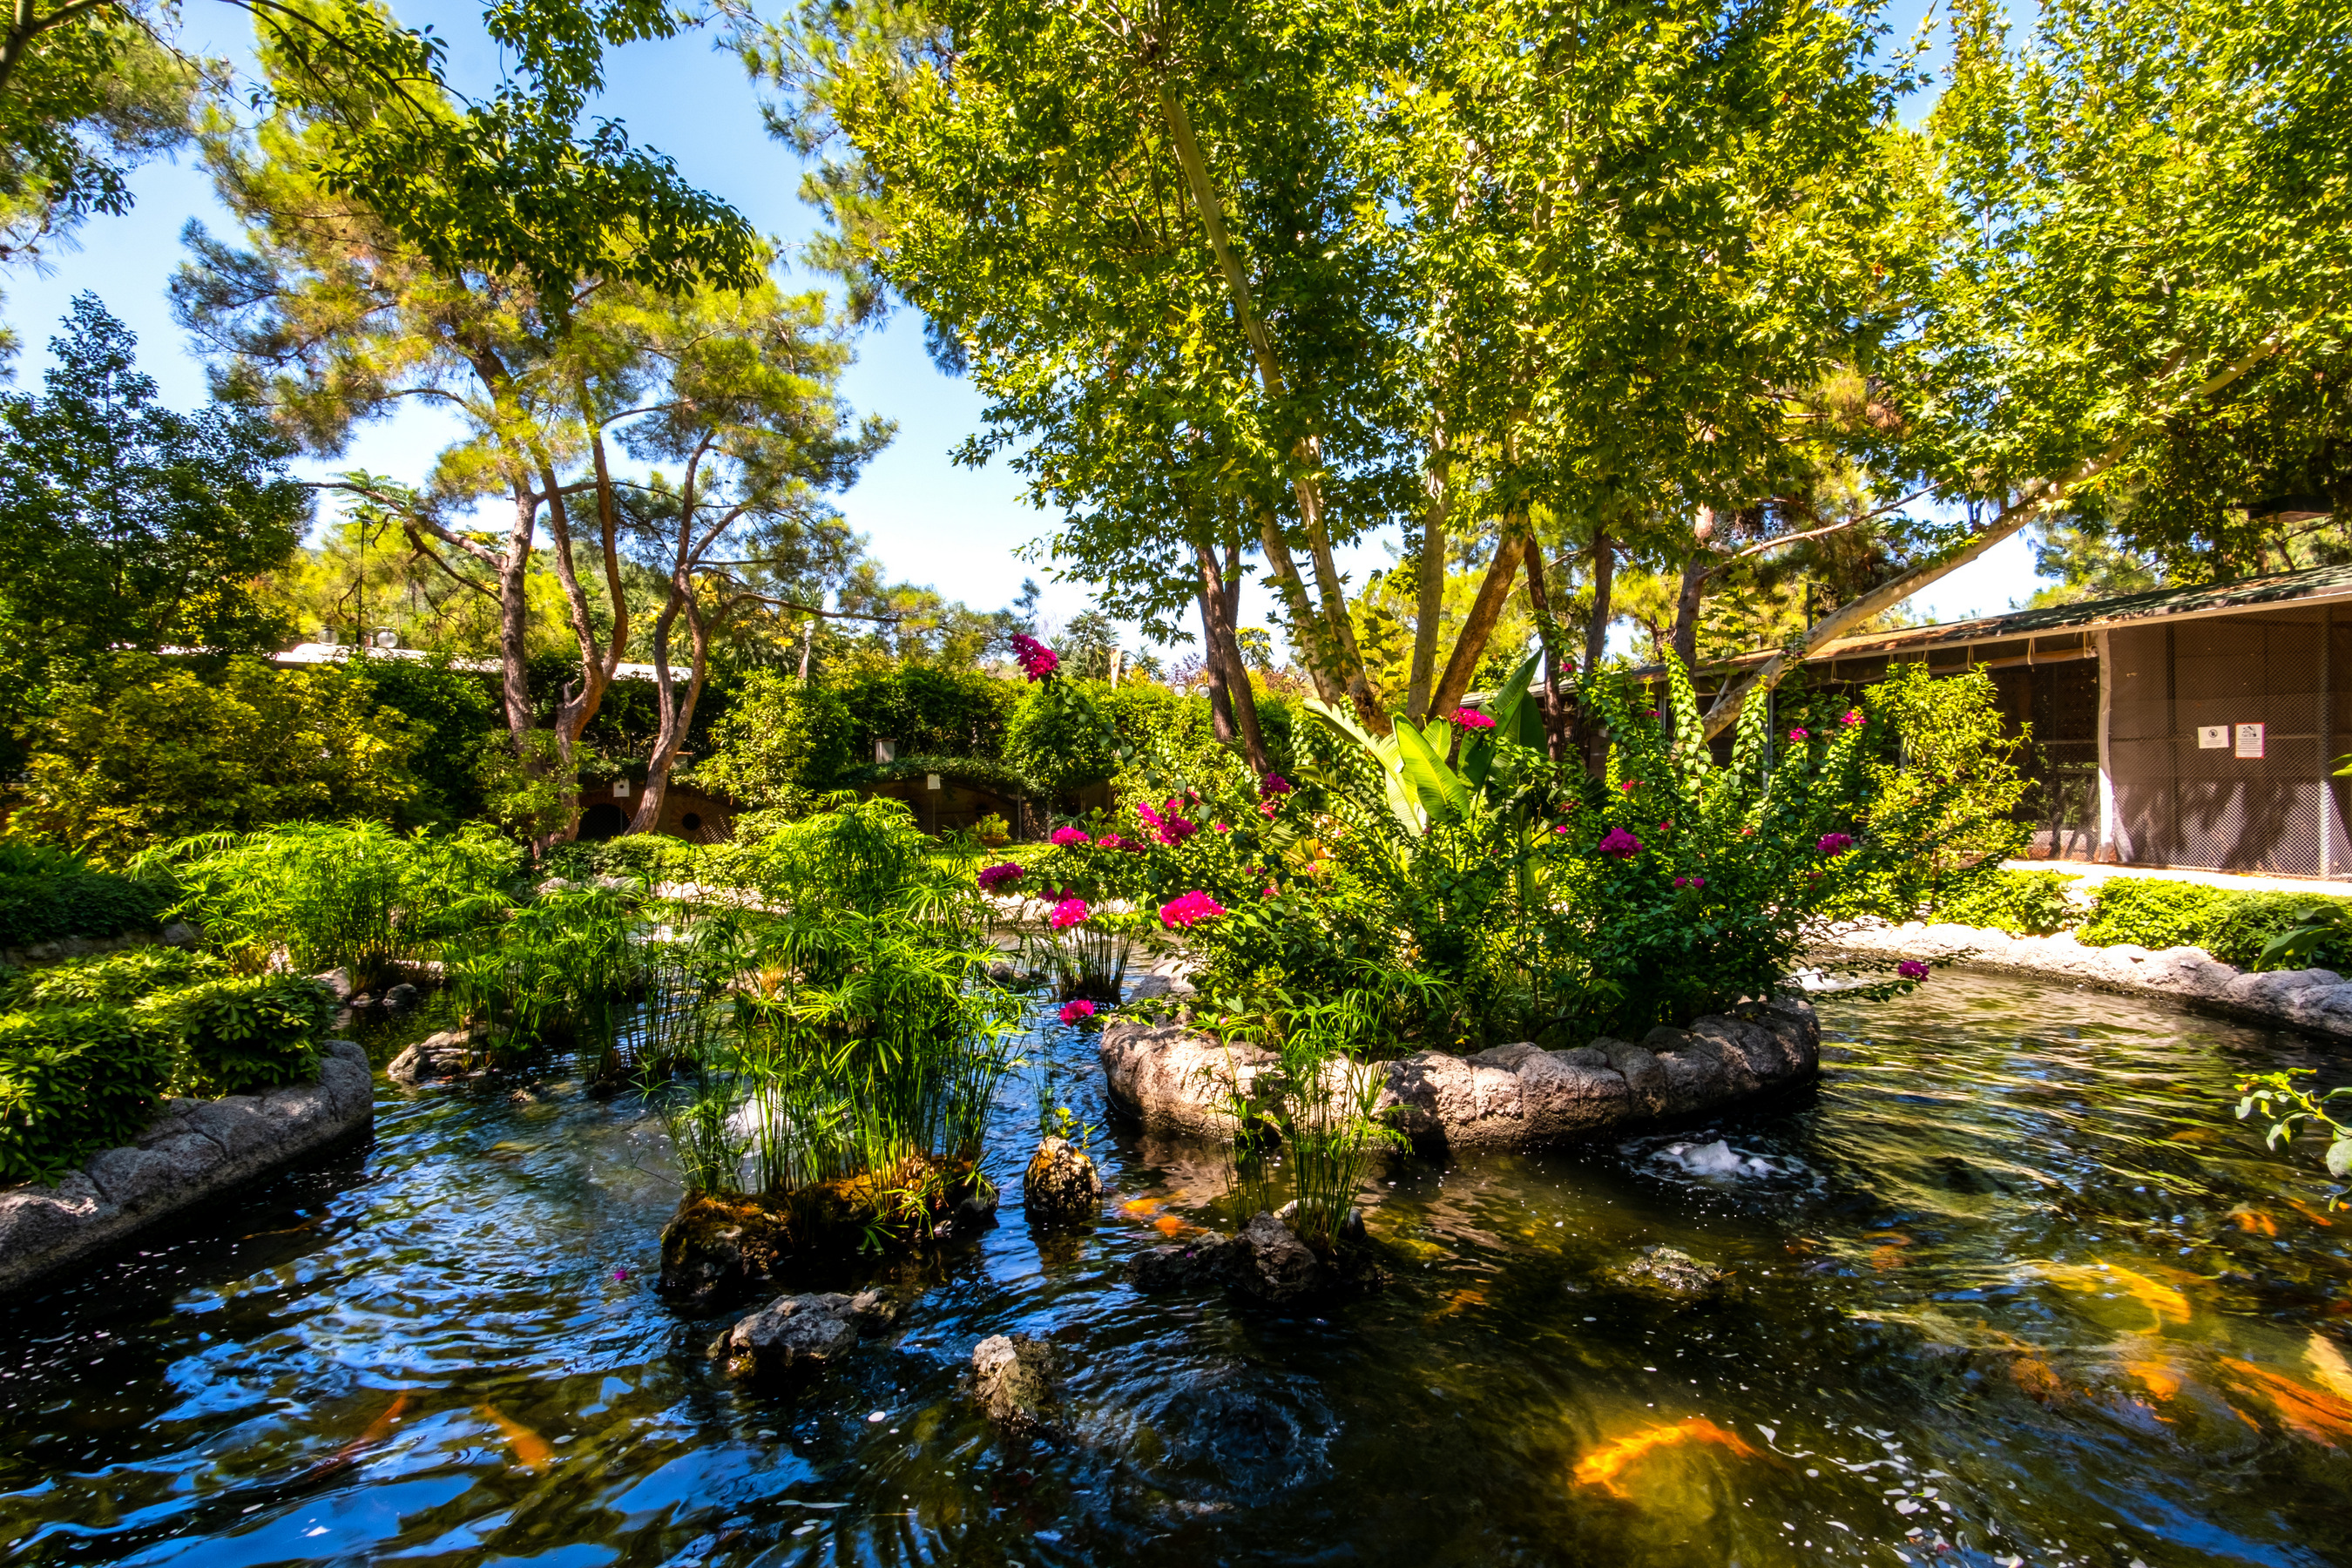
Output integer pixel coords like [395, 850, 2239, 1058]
[1261, 885, 1278, 898]
[1788, 727, 1810, 741]
[1598, 827, 1643, 859]
[1058, 998, 1097, 1024]
[1138, 800, 1196, 847]
[1050, 896, 1091, 929]
[1213, 821, 1231, 832]
[977, 862, 1024, 892]
[612, 1266, 631, 1284]
[1050, 826, 1091, 848]
[1619, 781, 1638, 793]
[1841, 709, 1862, 727]
[1260, 774, 1292, 799]
[1452, 706, 1497, 731]
[1897, 959, 1930, 981]
[1095, 832, 1129, 851]
[1159, 889, 1227, 929]
[1673, 875, 1707, 889]
[1815, 832, 1855, 855]
[1011, 632, 1060, 681]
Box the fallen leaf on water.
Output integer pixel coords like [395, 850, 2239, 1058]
[479, 1405, 553, 1472]
[1571, 1416, 1761, 1497]
[2215, 1359, 2352, 1446]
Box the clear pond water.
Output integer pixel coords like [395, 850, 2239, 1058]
[4, 972, 2352, 1566]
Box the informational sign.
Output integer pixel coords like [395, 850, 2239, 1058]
[926, 773, 943, 791]
[2199, 725, 2229, 749]
[612, 779, 630, 799]
[2235, 722, 2266, 760]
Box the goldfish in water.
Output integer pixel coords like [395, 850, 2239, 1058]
[1571, 1416, 1760, 1497]
[2215, 1359, 2352, 1447]
[1429, 1288, 1488, 1321]
[478, 1405, 554, 1472]
[2038, 1261, 2190, 1328]
[2303, 1333, 2352, 1403]
[312, 1392, 411, 1475]
[1119, 1196, 1168, 1219]
[2286, 1199, 2336, 1228]
[2228, 1206, 2279, 1238]
[1152, 1214, 1198, 1237]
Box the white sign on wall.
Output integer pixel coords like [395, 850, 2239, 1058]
[926, 773, 942, 791]
[2235, 722, 2267, 760]
[613, 779, 630, 799]
[2198, 725, 2229, 749]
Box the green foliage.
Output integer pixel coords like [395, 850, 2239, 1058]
[347, 655, 501, 828]
[2075, 878, 2352, 970]
[722, 795, 984, 930]
[446, 884, 642, 1063]
[1931, 869, 2082, 936]
[157, 820, 519, 987]
[0, 296, 305, 727]
[152, 974, 333, 1098]
[692, 669, 857, 814]
[0, 1003, 175, 1186]
[1848, 665, 2034, 904]
[0, 838, 173, 950]
[1006, 678, 1119, 799]
[0, 945, 223, 1008]
[13, 655, 432, 863]
[2236, 1069, 2352, 1197]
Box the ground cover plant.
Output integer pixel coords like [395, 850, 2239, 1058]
[1930, 868, 2084, 935]
[0, 838, 173, 950]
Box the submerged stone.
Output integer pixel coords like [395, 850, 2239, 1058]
[707, 1289, 896, 1383]
[1605, 1244, 1734, 1303]
[971, 1332, 1059, 1434]
[387, 1027, 476, 1086]
[1126, 1210, 1376, 1304]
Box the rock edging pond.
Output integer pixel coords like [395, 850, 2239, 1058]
[0, 1039, 375, 1297]
[1825, 919, 2352, 1040]
[1098, 998, 1820, 1152]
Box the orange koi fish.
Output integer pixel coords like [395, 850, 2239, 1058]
[2286, 1200, 2336, 1228]
[1571, 1417, 1760, 1497]
[2228, 1207, 2279, 1238]
[478, 1405, 554, 1472]
[1429, 1288, 1488, 1321]
[2308, 1333, 2352, 1402]
[312, 1392, 411, 1475]
[1119, 1196, 1167, 1219]
[2039, 1262, 2190, 1328]
[1152, 1214, 1199, 1237]
[2215, 1360, 2352, 1447]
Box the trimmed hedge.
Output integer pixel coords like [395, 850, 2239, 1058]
[2077, 879, 2352, 970]
[0, 840, 173, 950]
[0, 1004, 178, 1186]
[1931, 869, 2082, 935]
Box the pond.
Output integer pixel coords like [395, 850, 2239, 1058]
[3, 971, 2349, 1567]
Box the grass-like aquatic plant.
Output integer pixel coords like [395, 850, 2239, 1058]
[445, 883, 644, 1063]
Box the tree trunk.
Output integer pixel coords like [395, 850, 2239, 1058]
[1583, 527, 1614, 675]
[1197, 539, 1270, 776]
[1407, 441, 1450, 723]
[497, 486, 537, 747]
[1672, 507, 1713, 673]
[629, 593, 706, 836]
[1198, 577, 1240, 745]
[537, 441, 629, 848]
[1520, 533, 1568, 760]
[1427, 524, 1523, 723]
[1253, 500, 1339, 705]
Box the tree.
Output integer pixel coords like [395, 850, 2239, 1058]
[0, 294, 306, 727]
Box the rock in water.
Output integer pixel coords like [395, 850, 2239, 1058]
[386, 1027, 476, 1086]
[659, 1194, 790, 1309]
[1606, 1244, 1733, 1303]
[1125, 1211, 1346, 1304]
[708, 1289, 896, 1383]
[382, 983, 420, 1013]
[1235, 1212, 1322, 1302]
[971, 1333, 1059, 1434]
[1023, 1137, 1103, 1229]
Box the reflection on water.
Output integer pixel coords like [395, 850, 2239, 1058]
[3, 971, 2349, 1565]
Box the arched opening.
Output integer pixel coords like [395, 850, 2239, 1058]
[578, 801, 628, 841]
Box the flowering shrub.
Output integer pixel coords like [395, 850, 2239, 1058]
[977, 862, 1025, 892]
[1598, 827, 1642, 859]
[1049, 896, 1091, 930]
[1159, 890, 1226, 929]
[1011, 632, 1060, 681]
[1896, 959, 1930, 981]
[1050, 826, 1092, 847]
[1815, 832, 1855, 855]
[1058, 998, 1096, 1024]
[1451, 707, 1496, 731]
[1135, 798, 1198, 847]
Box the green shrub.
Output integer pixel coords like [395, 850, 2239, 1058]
[146, 974, 334, 1097]
[0, 839, 174, 950]
[2075, 878, 2352, 970]
[1931, 869, 2082, 935]
[0, 1004, 177, 1186]
[2077, 878, 2232, 951]
[0, 946, 226, 1009]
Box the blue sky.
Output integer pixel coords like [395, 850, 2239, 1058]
[10, 0, 2042, 658]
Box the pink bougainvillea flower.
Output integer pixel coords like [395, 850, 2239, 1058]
[1159, 889, 1227, 929]
[1815, 832, 1855, 855]
[1452, 706, 1497, 730]
[612, 1267, 631, 1284]
[1050, 826, 1092, 848]
[1553, 824, 1572, 835]
[1213, 821, 1231, 833]
[1788, 727, 1810, 741]
[1260, 773, 1292, 799]
[1011, 632, 1060, 681]
[1139, 799, 1197, 847]
[1261, 886, 1278, 898]
[1058, 998, 1097, 1024]
[1598, 827, 1643, 859]
[1094, 832, 1127, 851]
[1619, 781, 1638, 792]
[1050, 896, 1091, 929]
[1841, 709, 1862, 726]
[1896, 959, 1930, 981]
[977, 862, 1024, 892]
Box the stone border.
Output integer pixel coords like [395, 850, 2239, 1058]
[1099, 1000, 1820, 1152]
[1821, 920, 2352, 1041]
[0, 1040, 375, 1298]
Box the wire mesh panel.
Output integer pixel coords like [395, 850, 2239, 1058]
[2108, 612, 2328, 875]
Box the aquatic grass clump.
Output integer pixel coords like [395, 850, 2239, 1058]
[151, 821, 517, 986]
[445, 882, 645, 1064]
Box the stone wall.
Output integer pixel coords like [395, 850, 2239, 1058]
[0, 1040, 375, 1297]
[1098, 999, 1820, 1152]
